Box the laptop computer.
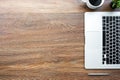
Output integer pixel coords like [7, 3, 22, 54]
[85, 12, 120, 69]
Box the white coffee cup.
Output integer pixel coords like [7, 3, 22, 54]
[82, 0, 104, 9]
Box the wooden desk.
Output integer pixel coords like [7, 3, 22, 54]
[0, 0, 120, 80]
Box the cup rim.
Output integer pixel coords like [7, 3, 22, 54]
[87, 0, 104, 7]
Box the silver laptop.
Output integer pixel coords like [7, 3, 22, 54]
[85, 12, 120, 69]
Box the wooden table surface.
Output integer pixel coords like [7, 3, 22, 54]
[0, 0, 120, 80]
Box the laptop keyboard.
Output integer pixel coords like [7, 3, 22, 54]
[102, 16, 120, 64]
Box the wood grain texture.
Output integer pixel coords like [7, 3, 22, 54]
[0, 0, 120, 80]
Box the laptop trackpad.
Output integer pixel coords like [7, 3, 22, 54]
[85, 31, 102, 49]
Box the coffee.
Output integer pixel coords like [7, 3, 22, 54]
[89, 0, 102, 6]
